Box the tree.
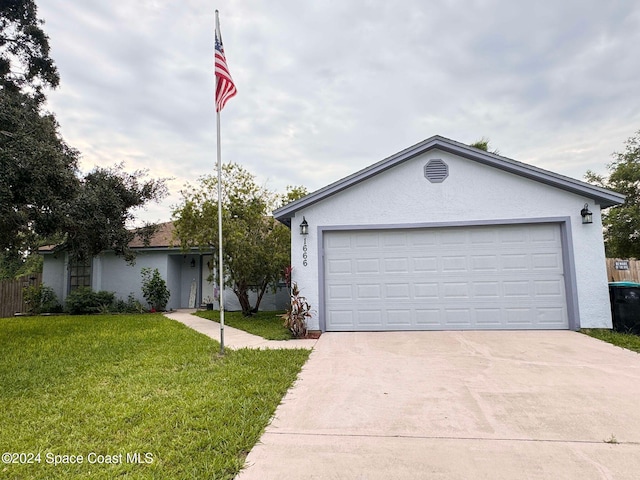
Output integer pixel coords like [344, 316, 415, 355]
[470, 137, 500, 154]
[0, 86, 80, 256]
[0, 247, 41, 279]
[0, 1, 167, 271]
[585, 129, 640, 258]
[280, 185, 309, 207]
[0, 0, 59, 98]
[59, 164, 167, 263]
[172, 163, 305, 316]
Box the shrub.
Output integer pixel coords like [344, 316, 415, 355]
[280, 283, 311, 338]
[112, 293, 146, 314]
[141, 268, 170, 311]
[23, 285, 43, 315]
[94, 290, 115, 308]
[23, 284, 62, 315]
[41, 286, 62, 313]
[65, 288, 115, 315]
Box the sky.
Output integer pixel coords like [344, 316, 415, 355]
[37, 0, 640, 224]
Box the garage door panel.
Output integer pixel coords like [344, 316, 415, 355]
[327, 310, 354, 327]
[413, 256, 439, 272]
[440, 230, 468, 245]
[357, 310, 382, 327]
[537, 307, 566, 324]
[443, 282, 470, 298]
[385, 283, 411, 299]
[384, 257, 409, 273]
[326, 234, 352, 249]
[324, 224, 568, 331]
[473, 281, 500, 298]
[532, 253, 562, 270]
[503, 281, 531, 297]
[414, 283, 439, 299]
[534, 280, 564, 297]
[356, 284, 381, 299]
[355, 232, 379, 248]
[471, 255, 499, 271]
[410, 230, 438, 246]
[470, 229, 498, 244]
[382, 231, 408, 247]
[327, 258, 352, 274]
[387, 310, 412, 325]
[499, 228, 528, 244]
[531, 226, 560, 243]
[416, 309, 441, 325]
[328, 284, 352, 301]
[356, 258, 380, 274]
[442, 256, 468, 272]
[501, 254, 529, 271]
[505, 308, 535, 325]
[445, 309, 472, 326]
[476, 308, 503, 326]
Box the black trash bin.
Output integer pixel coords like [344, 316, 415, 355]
[609, 281, 640, 333]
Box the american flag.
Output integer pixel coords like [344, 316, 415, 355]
[215, 28, 236, 112]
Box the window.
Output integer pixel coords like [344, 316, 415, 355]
[69, 258, 92, 291]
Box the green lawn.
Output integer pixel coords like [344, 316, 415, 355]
[195, 310, 293, 340]
[581, 328, 640, 353]
[0, 314, 310, 479]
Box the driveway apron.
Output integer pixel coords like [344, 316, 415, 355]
[236, 331, 640, 479]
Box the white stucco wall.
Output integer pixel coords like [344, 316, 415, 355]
[42, 249, 288, 312]
[290, 149, 612, 330]
[98, 252, 202, 310]
[97, 251, 173, 309]
[41, 252, 67, 303]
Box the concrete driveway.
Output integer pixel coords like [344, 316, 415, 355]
[236, 331, 640, 479]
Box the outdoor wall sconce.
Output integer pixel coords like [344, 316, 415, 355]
[190, 258, 196, 268]
[300, 217, 309, 266]
[299, 217, 309, 236]
[581, 203, 593, 224]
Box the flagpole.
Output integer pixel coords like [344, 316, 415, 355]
[215, 10, 225, 355]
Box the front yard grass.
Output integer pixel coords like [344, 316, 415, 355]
[581, 328, 640, 353]
[0, 314, 309, 479]
[195, 309, 293, 340]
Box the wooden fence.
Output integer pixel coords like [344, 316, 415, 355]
[606, 259, 640, 283]
[0, 273, 42, 318]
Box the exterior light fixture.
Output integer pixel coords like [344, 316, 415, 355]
[299, 217, 309, 236]
[190, 258, 196, 268]
[581, 203, 593, 224]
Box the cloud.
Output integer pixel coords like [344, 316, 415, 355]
[38, 0, 640, 223]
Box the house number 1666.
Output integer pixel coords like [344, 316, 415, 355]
[302, 238, 308, 266]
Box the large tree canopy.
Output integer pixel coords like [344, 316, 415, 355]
[0, 0, 166, 276]
[172, 163, 306, 315]
[0, 0, 58, 98]
[585, 129, 640, 258]
[60, 165, 167, 263]
[0, 86, 79, 252]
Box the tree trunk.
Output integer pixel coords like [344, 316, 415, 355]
[252, 280, 269, 313]
[232, 282, 252, 316]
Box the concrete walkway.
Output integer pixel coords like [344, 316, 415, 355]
[236, 330, 640, 479]
[164, 309, 317, 350]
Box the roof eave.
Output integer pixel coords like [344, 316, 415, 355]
[274, 135, 625, 223]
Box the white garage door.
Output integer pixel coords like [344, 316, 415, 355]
[323, 223, 568, 331]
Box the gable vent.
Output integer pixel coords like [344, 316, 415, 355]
[424, 159, 448, 183]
